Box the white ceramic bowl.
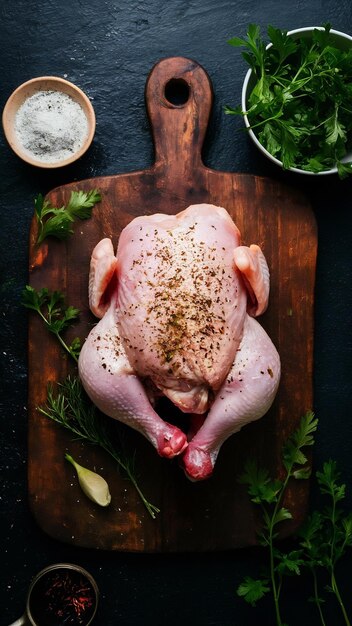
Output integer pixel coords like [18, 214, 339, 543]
[2, 76, 96, 168]
[241, 27, 352, 175]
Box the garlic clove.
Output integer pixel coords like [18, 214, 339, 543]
[65, 453, 112, 507]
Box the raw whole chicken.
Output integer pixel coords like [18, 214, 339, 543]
[78, 204, 280, 481]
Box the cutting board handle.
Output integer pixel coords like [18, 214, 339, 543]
[145, 56, 213, 174]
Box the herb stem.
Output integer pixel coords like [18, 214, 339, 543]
[331, 570, 351, 626]
[124, 469, 160, 519]
[269, 473, 291, 626]
[259, 470, 291, 626]
[271, 560, 282, 626]
[330, 489, 338, 569]
[247, 110, 283, 130]
[266, 449, 300, 626]
[38, 311, 78, 363]
[318, 461, 352, 626]
[312, 568, 327, 626]
[100, 442, 160, 519]
[56, 333, 78, 362]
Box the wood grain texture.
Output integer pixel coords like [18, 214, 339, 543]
[27, 57, 317, 552]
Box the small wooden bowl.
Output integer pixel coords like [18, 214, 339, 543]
[2, 76, 95, 168]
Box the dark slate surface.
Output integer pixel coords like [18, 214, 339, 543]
[0, 1, 351, 625]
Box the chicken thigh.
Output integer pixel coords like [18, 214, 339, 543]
[78, 204, 280, 480]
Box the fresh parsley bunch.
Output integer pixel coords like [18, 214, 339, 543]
[237, 412, 352, 626]
[299, 460, 352, 626]
[226, 24, 352, 177]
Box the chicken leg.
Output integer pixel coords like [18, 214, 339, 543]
[180, 314, 280, 480]
[79, 299, 188, 458]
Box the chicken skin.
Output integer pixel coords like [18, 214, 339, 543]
[78, 204, 280, 480]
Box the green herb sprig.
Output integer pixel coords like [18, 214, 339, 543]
[299, 460, 352, 626]
[35, 189, 101, 244]
[40, 376, 160, 519]
[237, 411, 318, 625]
[237, 414, 352, 626]
[21, 285, 81, 362]
[226, 23, 352, 177]
[22, 286, 160, 519]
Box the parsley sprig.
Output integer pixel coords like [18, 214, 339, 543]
[299, 461, 352, 626]
[35, 188, 101, 244]
[237, 411, 318, 625]
[226, 24, 352, 176]
[39, 376, 160, 519]
[237, 413, 352, 626]
[21, 285, 81, 362]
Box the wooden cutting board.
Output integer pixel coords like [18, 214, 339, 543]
[27, 57, 317, 552]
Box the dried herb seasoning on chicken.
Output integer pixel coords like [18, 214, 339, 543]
[78, 204, 280, 480]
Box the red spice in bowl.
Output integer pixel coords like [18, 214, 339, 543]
[27, 564, 98, 626]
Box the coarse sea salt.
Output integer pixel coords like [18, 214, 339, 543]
[14, 90, 89, 163]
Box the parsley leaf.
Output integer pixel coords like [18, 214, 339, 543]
[274, 549, 304, 576]
[325, 112, 346, 145]
[21, 285, 81, 362]
[316, 460, 345, 503]
[282, 410, 317, 473]
[237, 576, 270, 606]
[35, 189, 101, 244]
[337, 160, 352, 179]
[239, 459, 282, 504]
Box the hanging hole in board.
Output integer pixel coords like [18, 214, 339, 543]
[164, 78, 190, 106]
